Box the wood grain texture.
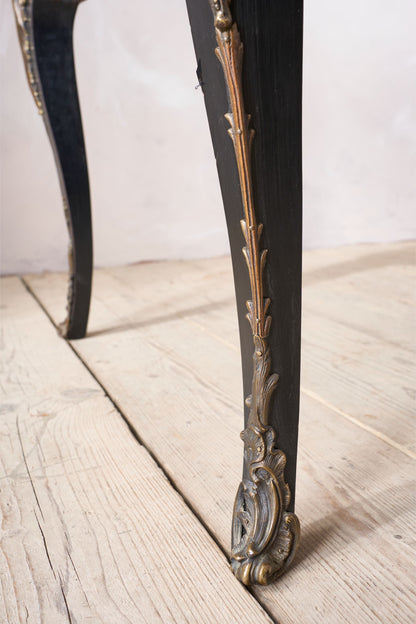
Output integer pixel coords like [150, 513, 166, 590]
[302, 241, 416, 452]
[26, 242, 416, 452]
[0, 277, 272, 624]
[25, 242, 416, 623]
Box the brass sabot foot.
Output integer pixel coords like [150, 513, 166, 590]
[231, 480, 300, 586]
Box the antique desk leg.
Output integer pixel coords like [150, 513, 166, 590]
[13, 0, 92, 339]
[186, 1, 303, 585]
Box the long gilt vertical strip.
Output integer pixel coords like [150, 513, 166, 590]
[209, 0, 300, 586]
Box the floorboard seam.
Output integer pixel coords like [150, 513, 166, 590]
[20, 276, 279, 624]
[300, 385, 416, 460]
[181, 305, 416, 462]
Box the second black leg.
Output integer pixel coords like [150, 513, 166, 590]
[13, 0, 92, 339]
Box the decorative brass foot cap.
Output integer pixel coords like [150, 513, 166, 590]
[230, 467, 300, 586]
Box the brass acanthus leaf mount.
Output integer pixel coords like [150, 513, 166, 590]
[13, 0, 44, 114]
[209, 0, 300, 585]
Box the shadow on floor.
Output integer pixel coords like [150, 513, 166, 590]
[86, 296, 235, 338]
[303, 242, 414, 286]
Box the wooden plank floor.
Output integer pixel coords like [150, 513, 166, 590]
[1, 241, 415, 623]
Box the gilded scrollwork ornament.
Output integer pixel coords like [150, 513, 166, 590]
[12, 0, 44, 114]
[209, 0, 300, 585]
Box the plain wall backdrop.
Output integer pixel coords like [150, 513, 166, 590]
[1, 0, 415, 274]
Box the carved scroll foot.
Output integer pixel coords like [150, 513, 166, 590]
[232, 483, 300, 586]
[230, 335, 300, 586]
[13, 0, 92, 339]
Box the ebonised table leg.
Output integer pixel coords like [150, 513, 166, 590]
[186, 0, 303, 585]
[13, 0, 92, 339]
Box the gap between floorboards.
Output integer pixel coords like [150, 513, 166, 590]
[178, 301, 415, 461]
[19, 276, 280, 624]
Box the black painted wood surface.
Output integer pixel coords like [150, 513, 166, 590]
[185, 0, 303, 509]
[32, 0, 92, 339]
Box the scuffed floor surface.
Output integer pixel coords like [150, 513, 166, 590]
[1, 241, 415, 623]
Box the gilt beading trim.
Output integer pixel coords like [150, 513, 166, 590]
[209, 0, 300, 586]
[13, 0, 43, 114]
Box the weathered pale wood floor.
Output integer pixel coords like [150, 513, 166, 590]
[1, 241, 415, 623]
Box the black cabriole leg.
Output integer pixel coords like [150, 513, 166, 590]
[185, 1, 303, 585]
[13, 0, 92, 339]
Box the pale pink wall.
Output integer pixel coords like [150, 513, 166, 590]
[1, 0, 415, 274]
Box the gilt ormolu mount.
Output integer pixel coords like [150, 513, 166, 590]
[208, 0, 300, 585]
